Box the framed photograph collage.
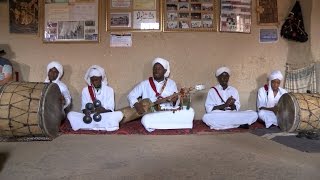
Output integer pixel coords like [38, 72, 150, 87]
[37, 0, 253, 44]
[163, 0, 217, 32]
[107, 0, 161, 31]
[43, 0, 100, 42]
[219, 0, 252, 33]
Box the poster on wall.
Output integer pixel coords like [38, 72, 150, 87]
[257, 0, 278, 25]
[9, 0, 39, 34]
[43, 0, 100, 42]
[110, 33, 132, 47]
[259, 28, 278, 43]
[220, 0, 252, 33]
[106, 0, 161, 31]
[163, 0, 218, 32]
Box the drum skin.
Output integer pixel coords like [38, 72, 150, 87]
[277, 93, 320, 132]
[0, 82, 64, 138]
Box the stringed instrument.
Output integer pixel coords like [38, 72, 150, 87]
[119, 84, 205, 124]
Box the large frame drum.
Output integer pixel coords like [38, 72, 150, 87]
[277, 93, 320, 132]
[0, 82, 64, 139]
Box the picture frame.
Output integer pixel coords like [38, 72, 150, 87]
[43, 0, 100, 43]
[220, 0, 252, 33]
[259, 28, 278, 43]
[256, 0, 278, 25]
[9, 0, 39, 34]
[106, 0, 161, 31]
[163, 0, 217, 32]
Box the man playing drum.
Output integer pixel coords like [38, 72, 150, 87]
[0, 50, 13, 85]
[127, 57, 195, 132]
[257, 70, 287, 128]
[44, 61, 72, 111]
[202, 66, 258, 130]
[67, 65, 123, 131]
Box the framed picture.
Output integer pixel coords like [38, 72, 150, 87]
[106, 0, 161, 31]
[163, 0, 217, 32]
[9, 0, 39, 34]
[257, 0, 278, 25]
[110, 12, 131, 28]
[220, 0, 252, 33]
[259, 28, 278, 43]
[43, 0, 100, 42]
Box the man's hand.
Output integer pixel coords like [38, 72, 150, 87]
[134, 102, 145, 115]
[259, 106, 278, 114]
[166, 93, 178, 103]
[272, 106, 278, 114]
[60, 95, 66, 106]
[95, 106, 110, 113]
[225, 96, 235, 107]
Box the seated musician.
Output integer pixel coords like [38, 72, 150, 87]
[67, 65, 123, 131]
[202, 66, 258, 130]
[127, 57, 195, 132]
[44, 61, 72, 112]
[257, 70, 287, 128]
[0, 50, 13, 85]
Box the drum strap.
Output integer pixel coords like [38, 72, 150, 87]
[88, 86, 96, 102]
[149, 77, 167, 99]
[212, 87, 225, 103]
[264, 84, 268, 95]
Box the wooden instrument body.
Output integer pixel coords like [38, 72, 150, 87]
[119, 99, 154, 124]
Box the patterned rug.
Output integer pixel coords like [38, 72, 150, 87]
[60, 119, 265, 135]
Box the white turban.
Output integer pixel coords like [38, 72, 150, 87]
[84, 65, 108, 85]
[152, 57, 170, 78]
[266, 70, 283, 107]
[269, 70, 283, 81]
[44, 61, 63, 83]
[215, 66, 231, 77]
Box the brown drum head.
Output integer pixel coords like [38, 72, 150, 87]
[277, 93, 299, 132]
[40, 83, 64, 138]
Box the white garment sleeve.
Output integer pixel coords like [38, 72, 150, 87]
[58, 82, 72, 109]
[127, 82, 144, 108]
[257, 87, 267, 109]
[204, 89, 221, 113]
[232, 88, 241, 111]
[103, 87, 115, 111]
[81, 87, 91, 111]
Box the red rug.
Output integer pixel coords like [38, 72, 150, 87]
[60, 119, 265, 135]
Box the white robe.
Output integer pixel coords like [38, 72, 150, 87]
[202, 85, 258, 130]
[55, 80, 72, 110]
[127, 78, 195, 132]
[67, 84, 123, 131]
[257, 86, 287, 128]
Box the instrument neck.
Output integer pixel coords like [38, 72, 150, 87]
[153, 93, 179, 106]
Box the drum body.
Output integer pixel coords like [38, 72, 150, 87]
[0, 82, 64, 138]
[119, 98, 153, 124]
[277, 93, 320, 132]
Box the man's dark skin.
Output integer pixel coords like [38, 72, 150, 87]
[212, 72, 236, 111]
[48, 67, 66, 106]
[134, 63, 178, 115]
[82, 76, 112, 116]
[48, 67, 59, 83]
[258, 79, 281, 114]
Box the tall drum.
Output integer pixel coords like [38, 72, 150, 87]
[277, 93, 320, 132]
[0, 82, 64, 139]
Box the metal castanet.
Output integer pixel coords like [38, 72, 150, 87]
[0, 82, 64, 139]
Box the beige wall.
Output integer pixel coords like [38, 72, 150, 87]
[0, 0, 317, 119]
